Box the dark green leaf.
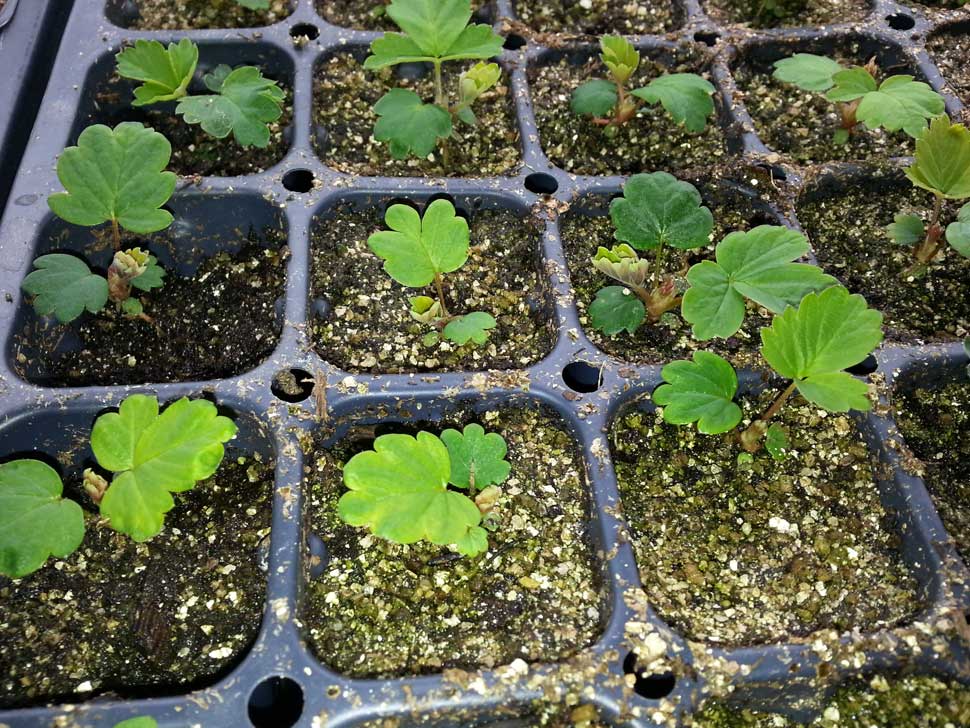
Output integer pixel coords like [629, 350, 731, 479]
[886, 213, 924, 246]
[116, 38, 198, 106]
[22, 254, 109, 323]
[855, 76, 945, 138]
[609, 172, 713, 251]
[372, 88, 453, 159]
[571, 79, 618, 117]
[203, 64, 233, 93]
[364, 33, 434, 69]
[765, 423, 789, 460]
[772, 54, 843, 92]
[439, 423, 510, 490]
[588, 285, 645, 335]
[442, 311, 496, 345]
[386, 0, 474, 57]
[652, 351, 742, 434]
[631, 73, 715, 133]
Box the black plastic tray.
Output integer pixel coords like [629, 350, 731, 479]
[0, 1, 967, 727]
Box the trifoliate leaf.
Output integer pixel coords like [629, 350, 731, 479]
[765, 423, 789, 461]
[440, 423, 511, 490]
[824, 67, 877, 102]
[0, 460, 85, 578]
[886, 213, 925, 246]
[681, 226, 837, 340]
[588, 285, 645, 335]
[600, 35, 639, 84]
[176, 66, 284, 148]
[368, 199, 468, 287]
[21, 254, 109, 323]
[610, 172, 713, 251]
[760, 287, 882, 412]
[772, 54, 844, 92]
[905, 116, 970, 199]
[94, 395, 237, 541]
[339, 431, 487, 554]
[855, 75, 945, 138]
[442, 311, 496, 345]
[130, 255, 166, 292]
[592, 243, 649, 287]
[946, 202, 970, 257]
[652, 351, 742, 434]
[441, 23, 506, 61]
[372, 88, 453, 159]
[571, 79, 618, 117]
[364, 33, 435, 69]
[48, 123, 176, 234]
[631, 73, 715, 133]
[458, 62, 501, 106]
[116, 38, 198, 106]
[236, 0, 269, 8]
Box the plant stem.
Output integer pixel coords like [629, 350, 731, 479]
[739, 380, 797, 452]
[433, 272, 451, 318]
[111, 218, 121, 250]
[913, 193, 945, 266]
[432, 60, 452, 167]
[839, 99, 860, 134]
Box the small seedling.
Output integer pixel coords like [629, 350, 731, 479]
[116, 39, 285, 148]
[571, 35, 715, 134]
[772, 53, 945, 143]
[587, 172, 713, 335]
[0, 395, 236, 578]
[886, 115, 970, 276]
[653, 286, 883, 452]
[339, 423, 510, 556]
[364, 0, 505, 161]
[368, 199, 497, 345]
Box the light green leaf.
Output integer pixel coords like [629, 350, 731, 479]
[906, 116, 970, 199]
[440, 23, 505, 60]
[442, 311, 496, 345]
[339, 431, 486, 554]
[113, 719, 159, 728]
[116, 38, 198, 106]
[364, 33, 435, 69]
[681, 226, 837, 340]
[588, 285, 645, 335]
[631, 73, 716, 133]
[202, 64, 233, 93]
[94, 395, 238, 541]
[440, 423, 510, 490]
[48, 123, 176, 234]
[652, 351, 742, 434]
[368, 199, 468, 287]
[610, 172, 713, 251]
[21, 254, 109, 323]
[600, 35, 639, 84]
[765, 423, 789, 461]
[946, 203, 970, 257]
[571, 79, 618, 117]
[773, 54, 844, 92]
[236, 0, 269, 9]
[886, 213, 925, 246]
[454, 526, 488, 556]
[130, 255, 166, 292]
[855, 75, 946, 138]
[760, 287, 882, 412]
[372, 88, 453, 159]
[458, 62, 501, 107]
[0, 460, 85, 579]
[824, 67, 877, 102]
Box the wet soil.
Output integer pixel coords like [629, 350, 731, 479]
[511, 0, 681, 36]
[125, 0, 292, 29]
[701, 0, 871, 29]
[317, 0, 492, 31]
[928, 26, 970, 107]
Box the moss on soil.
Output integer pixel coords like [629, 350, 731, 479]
[529, 54, 728, 176]
[16, 242, 287, 386]
[562, 179, 780, 366]
[690, 674, 970, 726]
[303, 406, 604, 677]
[701, 0, 870, 29]
[313, 54, 520, 177]
[317, 0, 491, 31]
[512, 0, 680, 36]
[611, 392, 921, 645]
[310, 205, 555, 374]
[928, 27, 970, 106]
[894, 378, 970, 566]
[797, 175, 970, 342]
[0, 455, 273, 707]
[127, 0, 292, 29]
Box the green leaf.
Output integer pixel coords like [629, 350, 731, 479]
[368, 199, 468, 287]
[94, 395, 238, 542]
[600, 35, 639, 85]
[833, 128, 850, 145]
[631, 73, 716, 133]
[442, 311, 496, 345]
[386, 0, 476, 57]
[116, 38, 198, 106]
[906, 116, 970, 199]
[571, 79, 618, 117]
[176, 66, 285, 148]
[339, 431, 487, 554]
[824, 67, 877, 103]
[440, 423, 511, 490]
[21, 254, 109, 323]
[130, 255, 166, 292]
[458, 62, 501, 107]
[652, 351, 742, 435]
[113, 719, 158, 728]
[236, 0, 269, 8]
[773, 54, 844, 92]
[364, 33, 435, 69]
[765, 423, 789, 461]
[760, 287, 883, 412]
[855, 75, 945, 138]
[609, 172, 713, 251]
[886, 213, 925, 246]
[372, 88, 453, 159]
[0, 460, 85, 579]
[946, 203, 970, 257]
[588, 285, 645, 336]
[48, 123, 176, 234]
[440, 23, 506, 60]
[681, 226, 838, 340]
[203, 64, 233, 93]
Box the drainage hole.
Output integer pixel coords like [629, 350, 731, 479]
[563, 361, 601, 393]
[282, 169, 315, 193]
[886, 13, 915, 31]
[248, 676, 303, 728]
[525, 172, 558, 194]
[622, 652, 676, 699]
[693, 31, 720, 47]
[290, 22, 320, 40]
[504, 33, 527, 50]
[271, 368, 314, 403]
[846, 354, 878, 377]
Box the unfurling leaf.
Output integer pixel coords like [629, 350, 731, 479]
[631, 73, 716, 133]
[610, 172, 713, 251]
[946, 202, 970, 257]
[21, 254, 109, 323]
[131, 254, 166, 291]
[588, 285, 645, 335]
[886, 213, 925, 246]
[905, 116, 970, 199]
[854, 75, 945, 138]
[653, 351, 742, 434]
[458, 62, 501, 108]
[600, 35, 639, 85]
[773, 54, 844, 92]
[409, 295, 442, 323]
[116, 38, 198, 106]
[48, 123, 176, 234]
[0, 460, 85, 578]
[592, 243, 649, 288]
[681, 225, 837, 340]
[442, 311, 496, 345]
[440, 423, 511, 490]
[571, 79, 618, 117]
[372, 89, 453, 159]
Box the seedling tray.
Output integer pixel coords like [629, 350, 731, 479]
[0, 1, 968, 727]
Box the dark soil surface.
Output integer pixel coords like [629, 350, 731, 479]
[928, 26, 970, 107]
[797, 175, 970, 342]
[311, 205, 555, 374]
[303, 406, 604, 677]
[314, 54, 521, 177]
[125, 0, 292, 29]
[894, 378, 970, 566]
[902, 0, 967, 8]
[529, 53, 728, 176]
[611, 392, 921, 645]
[317, 0, 492, 31]
[562, 178, 781, 366]
[0, 455, 273, 708]
[701, 0, 871, 29]
[15, 242, 287, 386]
[511, 0, 680, 36]
[734, 53, 915, 165]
